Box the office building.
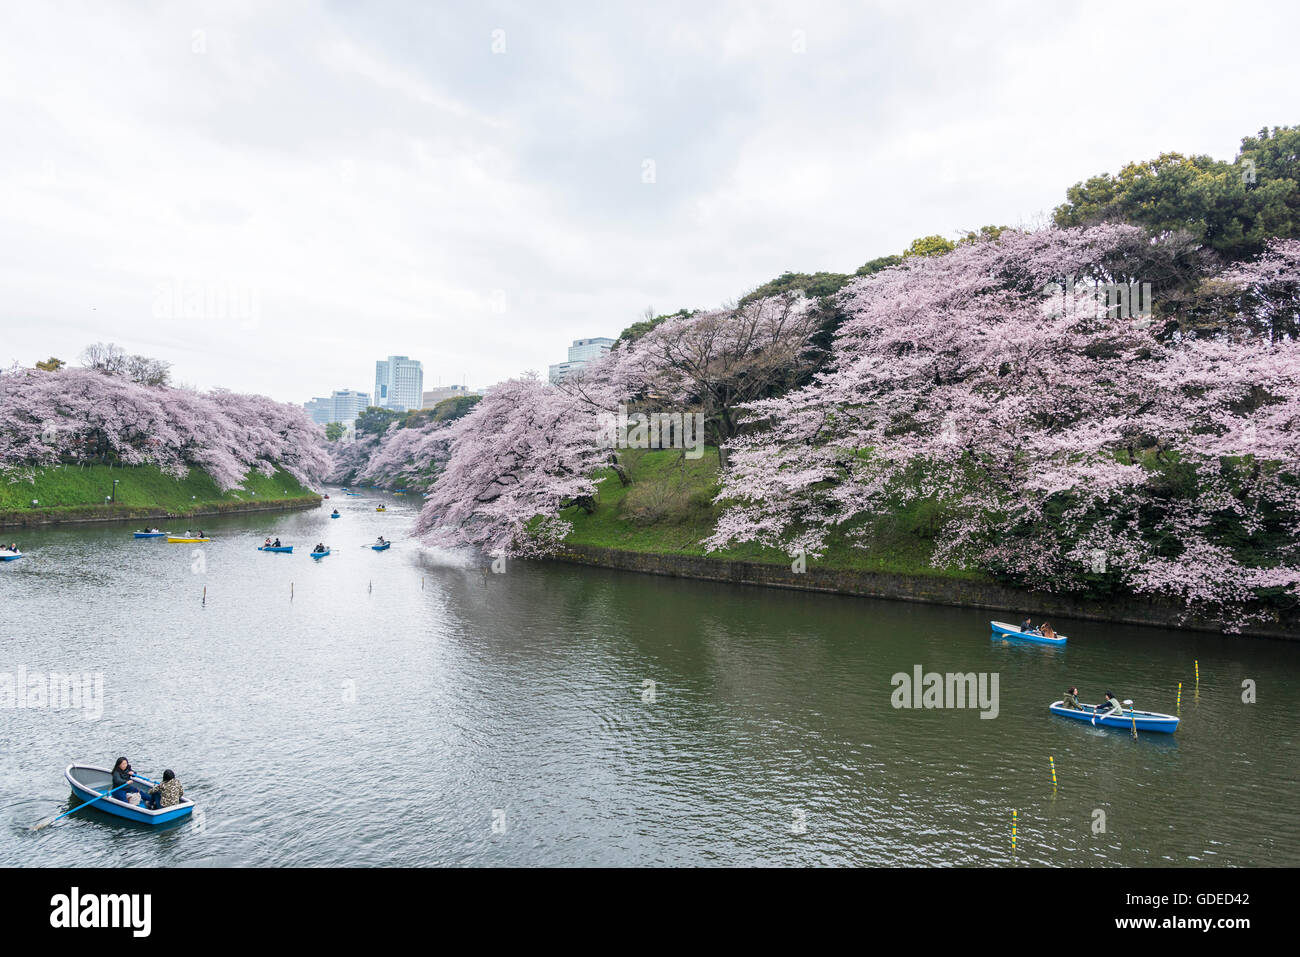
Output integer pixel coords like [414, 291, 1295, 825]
[548, 337, 614, 383]
[374, 355, 424, 411]
[421, 383, 479, 409]
[330, 389, 370, 426]
[304, 397, 332, 426]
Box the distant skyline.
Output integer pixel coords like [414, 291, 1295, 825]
[2, 1, 1298, 403]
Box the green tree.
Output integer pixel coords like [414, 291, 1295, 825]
[34, 357, 65, 371]
[354, 406, 404, 437]
[902, 234, 958, 258]
[432, 395, 481, 422]
[1053, 126, 1300, 261]
[324, 421, 347, 442]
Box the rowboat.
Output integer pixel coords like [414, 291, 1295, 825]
[0, 552, 23, 562]
[330, 513, 340, 519]
[133, 531, 167, 539]
[371, 542, 391, 551]
[990, 620, 1067, 645]
[63, 764, 195, 825]
[167, 537, 211, 543]
[375, 507, 386, 512]
[258, 545, 293, 553]
[310, 549, 331, 560]
[1049, 700, 1179, 734]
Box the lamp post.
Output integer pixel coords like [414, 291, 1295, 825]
[111, 479, 119, 503]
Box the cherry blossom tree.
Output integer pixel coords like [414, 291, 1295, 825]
[0, 366, 329, 490]
[414, 375, 611, 557]
[709, 226, 1300, 627]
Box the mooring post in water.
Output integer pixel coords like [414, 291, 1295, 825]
[1194, 659, 1199, 693]
[1011, 809, 1017, 857]
[1049, 755, 1057, 790]
[369, 580, 372, 595]
[1177, 681, 1182, 712]
[291, 582, 294, 601]
[202, 586, 206, 607]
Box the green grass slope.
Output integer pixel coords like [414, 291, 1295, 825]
[560, 448, 987, 581]
[1, 463, 319, 525]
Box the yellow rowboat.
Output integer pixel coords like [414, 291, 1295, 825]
[167, 537, 211, 543]
[375, 507, 386, 512]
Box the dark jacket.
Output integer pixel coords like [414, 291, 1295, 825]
[111, 765, 133, 789]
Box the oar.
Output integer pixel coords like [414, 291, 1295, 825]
[32, 781, 132, 831]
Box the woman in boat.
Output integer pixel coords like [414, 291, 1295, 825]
[110, 757, 149, 804]
[264, 537, 273, 547]
[147, 769, 184, 810]
[1062, 687, 1082, 709]
[1040, 623, 1057, 639]
[1097, 692, 1124, 717]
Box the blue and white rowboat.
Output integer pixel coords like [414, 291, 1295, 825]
[990, 620, 1067, 645]
[133, 531, 168, 539]
[63, 764, 196, 825]
[258, 545, 294, 553]
[371, 542, 391, 551]
[1, 551, 23, 562]
[1048, 700, 1179, 734]
[310, 549, 331, 560]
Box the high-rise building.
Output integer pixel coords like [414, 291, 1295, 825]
[330, 389, 370, 426]
[548, 337, 614, 383]
[374, 356, 424, 411]
[304, 397, 332, 425]
[305, 390, 371, 427]
[421, 383, 480, 409]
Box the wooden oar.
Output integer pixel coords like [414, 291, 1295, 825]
[33, 780, 132, 831]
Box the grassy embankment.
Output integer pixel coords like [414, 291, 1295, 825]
[0, 463, 320, 526]
[560, 448, 989, 581]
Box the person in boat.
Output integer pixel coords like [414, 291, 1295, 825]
[264, 537, 273, 547]
[110, 757, 150, 804]
[197, 530, 205, 539]
[1062, 687, 1082, 709]
[146, 769, 184, 810]
[314, 543, 326, 553]
[1019, 616, 1039, 633]
[377, 536, 386, 545]
[272, 538, 282, 548]
[1096, 692, 1124, 717]
[1040, 623, 1057, 639]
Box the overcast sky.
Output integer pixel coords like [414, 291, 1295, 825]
[2, 0, 1297, 404]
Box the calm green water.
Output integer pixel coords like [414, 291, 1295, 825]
[2, 490, 1297, 866]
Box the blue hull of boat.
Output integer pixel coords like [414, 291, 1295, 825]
[134, 532, 167, 538]
[990, 620, 1067, 645]
[1049, 701, 1178, 733]
[65, 765, 195, 825]
[371, 543, 391, 551]
[0, 554, 22, 562]
[310, 550, 331, 560]
[258, 546, 293, 553]
[330, 514, 340, 519]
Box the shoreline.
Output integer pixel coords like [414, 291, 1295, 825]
[549, 543, 1300, 641]
[0, 496, 322, 529]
